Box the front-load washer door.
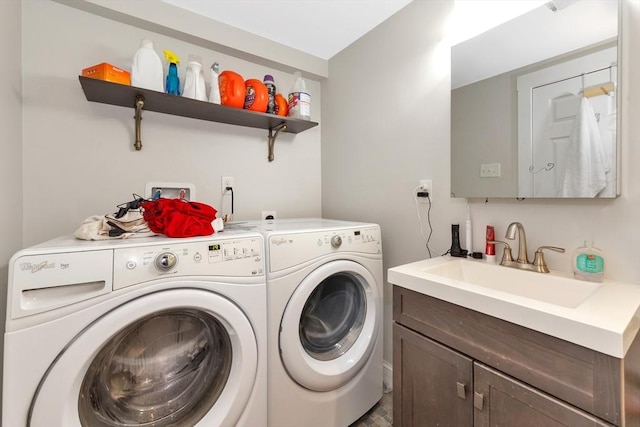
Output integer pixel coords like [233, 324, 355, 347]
[29, 288, 258, 427]
[279, 260, 380, 391]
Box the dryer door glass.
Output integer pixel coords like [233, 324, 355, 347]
[299, 272, 366, 361]
[78, 308, 232, 427]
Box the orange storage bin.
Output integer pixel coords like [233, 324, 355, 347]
[82, 63, 131, 86]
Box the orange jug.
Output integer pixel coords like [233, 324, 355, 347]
[219, 70, 245, 109]
[275, 93, 288, 116]
[244, 79, 268, 112]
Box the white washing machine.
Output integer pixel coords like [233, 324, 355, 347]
[3, 231, 267, 427]
[240, 218, 383, 427]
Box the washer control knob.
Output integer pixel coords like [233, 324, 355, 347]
[331, 235, 343, 248]
[155, 252, 177, 271]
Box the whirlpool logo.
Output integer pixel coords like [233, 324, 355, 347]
[20, 261, 56, 273]
[271, 238, 293, 246]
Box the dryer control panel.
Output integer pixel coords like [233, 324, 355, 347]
[268, 226, 381, 273]
[113, 237, 264, 290]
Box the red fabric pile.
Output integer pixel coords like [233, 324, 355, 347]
[142, 199, 217, 238]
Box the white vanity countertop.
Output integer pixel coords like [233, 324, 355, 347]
[388, 256, 640, 358]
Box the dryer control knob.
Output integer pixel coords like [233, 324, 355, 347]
[331, 235, 343, 248]
[155, 252, 177, 271]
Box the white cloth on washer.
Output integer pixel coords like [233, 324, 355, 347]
[74, 213, 157, 240]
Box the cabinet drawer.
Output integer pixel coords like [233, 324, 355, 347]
[393, 286, 622, 425]
[474, 363, 614, 427]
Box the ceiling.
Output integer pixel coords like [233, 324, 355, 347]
[452, 0, 618, 88]
[162, 0, 413, 60]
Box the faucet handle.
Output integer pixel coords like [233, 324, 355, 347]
[487, 240, 514, 263]
[533, 246, 565, 273]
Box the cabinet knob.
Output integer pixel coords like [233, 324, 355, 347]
[474, 392, 484, 410]
[456, 382, 466, 399]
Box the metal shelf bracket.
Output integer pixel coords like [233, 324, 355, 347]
[267, 122, 287, 162]
[134, 95, 145, 151]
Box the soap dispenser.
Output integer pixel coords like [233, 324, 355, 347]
[572, 241, 604, 282]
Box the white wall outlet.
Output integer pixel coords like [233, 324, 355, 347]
[480, 163, 501, 178]
[221, 176, 235, 193]
[418, 179, 433, 202]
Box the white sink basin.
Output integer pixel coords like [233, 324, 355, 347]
[424, 259, 601, 308]
[388, 256, 640, 358]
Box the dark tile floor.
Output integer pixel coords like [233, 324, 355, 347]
[349, 391, 392, 426]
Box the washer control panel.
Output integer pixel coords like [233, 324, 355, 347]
[114, 236, 263, 290]
[268, 226, 381, 273]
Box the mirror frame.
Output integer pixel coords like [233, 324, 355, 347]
[450, 0, 621, 199]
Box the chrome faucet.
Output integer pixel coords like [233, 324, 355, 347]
[489, 222, 565, 273]
[506, 222, 529, 264]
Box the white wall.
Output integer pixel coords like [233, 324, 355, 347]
[323, 0, 640, 368]
[323, 0, 459, 365]
[0, 0, 23, 417]
[21, 0, 322, 246]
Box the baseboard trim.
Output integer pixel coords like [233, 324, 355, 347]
[383, 360, 393, 393]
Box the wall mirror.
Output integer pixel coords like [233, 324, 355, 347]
[451, 0, 619, 199]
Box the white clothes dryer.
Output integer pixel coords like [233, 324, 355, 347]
[241, 218, 383, 427]
[3, 231, 267, 427]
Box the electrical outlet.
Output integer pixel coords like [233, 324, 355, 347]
[418, 179, 433, 202]
[221, 176, 235, 193]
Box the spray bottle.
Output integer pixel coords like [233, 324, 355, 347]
[209, 62, 221, 104]
[163, 50, 180, 96]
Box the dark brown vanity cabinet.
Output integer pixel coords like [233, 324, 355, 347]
[393, 286, 640, 427]
[394, 324, 473, 426]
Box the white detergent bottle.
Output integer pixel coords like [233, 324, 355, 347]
[183, 54, 207, 101]
[131, 39, 164, 92]
[287, 71, 311, 120]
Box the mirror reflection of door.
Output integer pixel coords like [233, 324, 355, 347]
[517, 46, 617, 197]
[531, 69, 616, 197]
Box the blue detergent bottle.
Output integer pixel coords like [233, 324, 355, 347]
[163, 50, 180, 96]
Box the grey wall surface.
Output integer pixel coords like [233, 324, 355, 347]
[20, 0, 322, 246]
[323, 0, 640, 367]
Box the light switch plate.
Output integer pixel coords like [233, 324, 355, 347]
[480, 163, 501, 178]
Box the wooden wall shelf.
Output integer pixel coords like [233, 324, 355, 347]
[79, 76, 318, 160]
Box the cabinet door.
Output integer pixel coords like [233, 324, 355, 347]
[393, 323, 473, 427]
[474, 363, 613, 427]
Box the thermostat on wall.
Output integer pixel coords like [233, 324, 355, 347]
[145, 182, 196, 201]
